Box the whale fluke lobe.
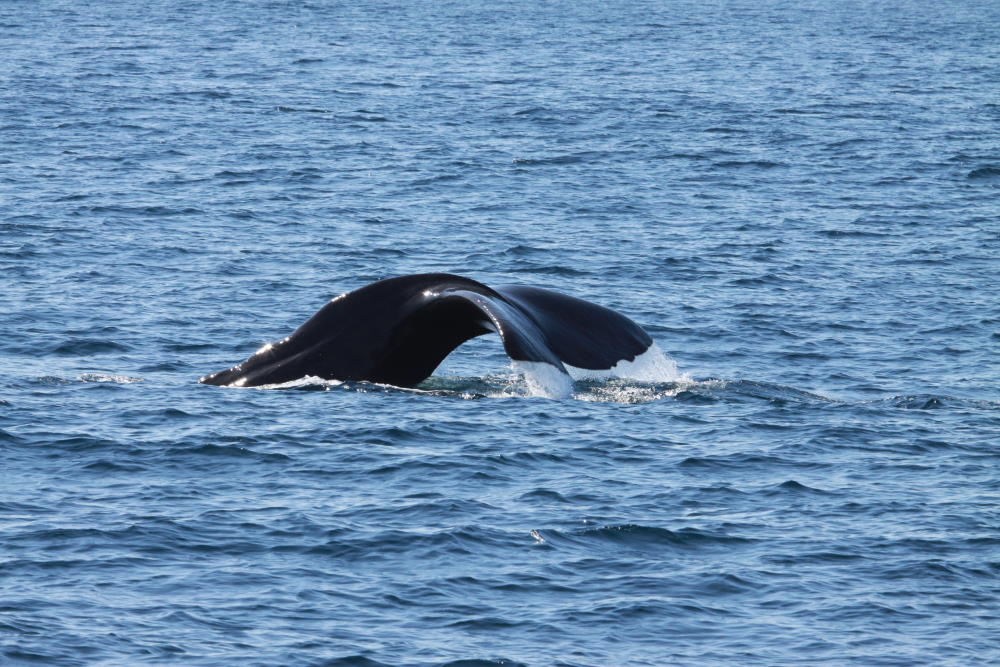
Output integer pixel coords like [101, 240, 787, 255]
[199, 273, 654, 389]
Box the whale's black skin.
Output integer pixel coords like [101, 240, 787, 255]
[199, 273, 653, 388]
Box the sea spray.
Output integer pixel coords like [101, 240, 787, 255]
[512, 343, 686, 399]
[566, 343, 686, 383]
[511, 360, 576, 399]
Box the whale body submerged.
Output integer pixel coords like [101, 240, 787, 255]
[199, 273, 654, 388]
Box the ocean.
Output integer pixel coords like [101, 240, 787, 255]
[1, 0, 999, 664]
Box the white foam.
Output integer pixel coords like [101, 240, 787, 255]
[510, 343, 685, 400]
[511, 361, 575, 399]
[251, 375, 343, 390]
[77, 374, 143, 384]
[575, 382, 687, 404]
[564, 343, 685, 383]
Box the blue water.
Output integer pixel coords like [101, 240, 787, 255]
[2, 0, 1000, 664]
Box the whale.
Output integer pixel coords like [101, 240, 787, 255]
[199, 273, 654, 388]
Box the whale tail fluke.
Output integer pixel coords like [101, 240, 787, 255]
[199, 273, 654, 390]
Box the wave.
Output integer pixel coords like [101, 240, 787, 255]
[531, 523, 756, 552]
[967, 166, 1000, 179]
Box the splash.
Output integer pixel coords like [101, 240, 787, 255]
[566, 343, 686, 382]
[512, 361, 575, 399]
[513, 343, 686, 400]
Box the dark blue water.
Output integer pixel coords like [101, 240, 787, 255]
[3, 1, 999, 664]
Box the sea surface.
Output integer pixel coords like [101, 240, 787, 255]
[2, 1, 999, 665]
